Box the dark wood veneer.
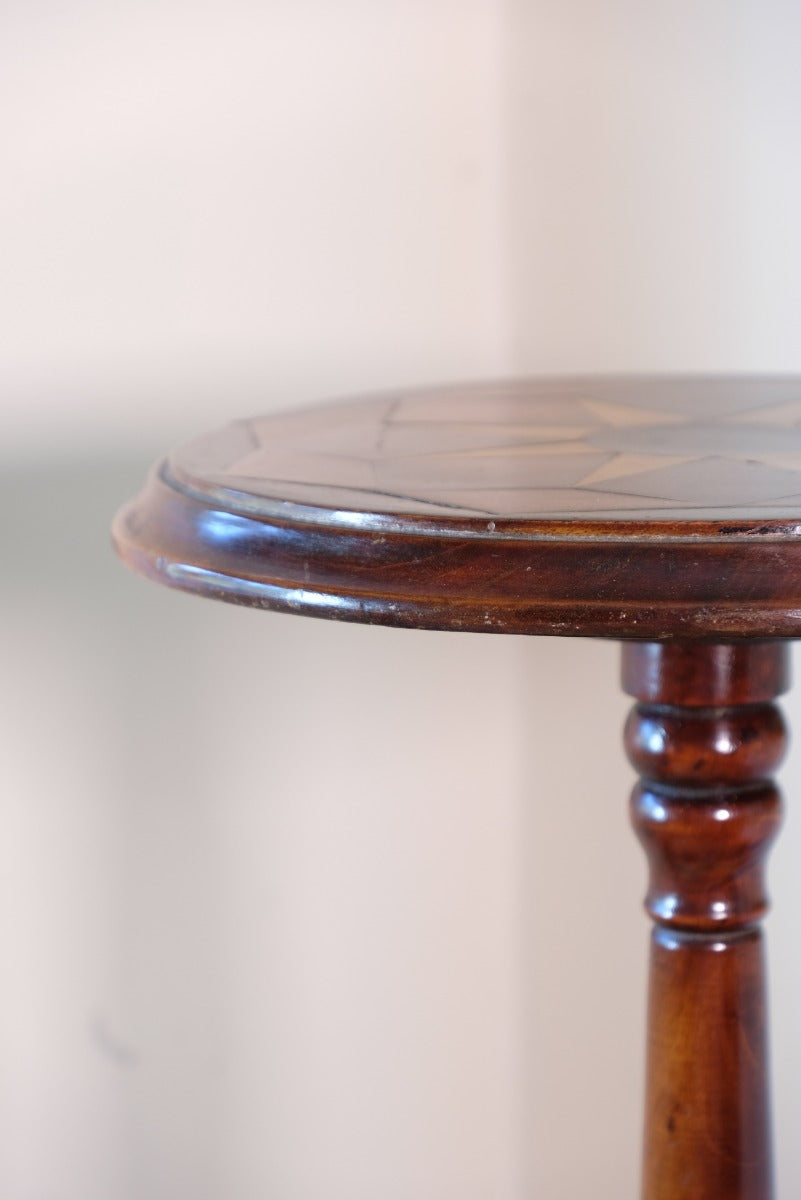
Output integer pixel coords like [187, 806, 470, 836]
[114, 379, 801, 639]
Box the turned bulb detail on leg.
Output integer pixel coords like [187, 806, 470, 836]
[627, 696, 785, 933]
[622, 641, 790, 1200]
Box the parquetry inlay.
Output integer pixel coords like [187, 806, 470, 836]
[172, 379, 801, 520]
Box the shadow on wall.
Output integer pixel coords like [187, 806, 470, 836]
[0, 453, 228, 1199]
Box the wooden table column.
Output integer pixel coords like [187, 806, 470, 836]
[624, 641, 788, 1200]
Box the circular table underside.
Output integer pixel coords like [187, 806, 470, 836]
[113, 376, 801, 639]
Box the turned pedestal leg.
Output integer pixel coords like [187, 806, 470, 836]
[622, 641, 790, 1200]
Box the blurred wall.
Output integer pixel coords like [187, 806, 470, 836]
[3, 4, 801, 1199]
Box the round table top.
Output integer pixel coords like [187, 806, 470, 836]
[113, 376, 801, 639]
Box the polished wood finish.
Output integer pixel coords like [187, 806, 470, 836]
[624, 641, 789, 1200]
[112, 379, 801, 1197]
[155, 377, 801, 520]
[113, 377, 801, 638]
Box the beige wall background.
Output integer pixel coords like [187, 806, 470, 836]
[3, 3, 801, 1198]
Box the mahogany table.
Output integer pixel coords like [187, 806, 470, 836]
[113, 376, 801, 1200]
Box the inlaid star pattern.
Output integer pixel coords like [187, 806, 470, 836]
[174, 381, 801, 519]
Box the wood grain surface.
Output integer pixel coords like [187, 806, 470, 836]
[113, 377, 801, 638]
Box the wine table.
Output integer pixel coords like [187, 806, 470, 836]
[113, 376, 801, 1199]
